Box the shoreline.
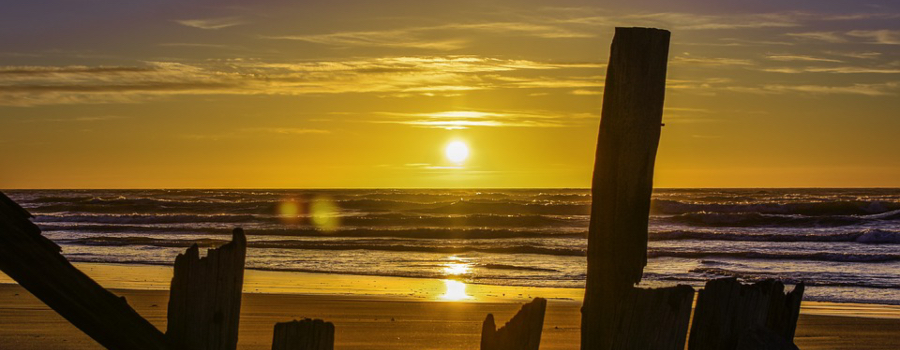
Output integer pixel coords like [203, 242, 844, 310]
[2, 262, 899, 319]
[1, 283, 899, 349]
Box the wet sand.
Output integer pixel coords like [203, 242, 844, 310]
[0, 284, 899, 349]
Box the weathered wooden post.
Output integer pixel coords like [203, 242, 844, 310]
[167, 228, 247, 350]
[271, 319, 335, 350]
[688, 278, 804, 350]
[481, 298, 547, 350]
[0, 192, 172, 350]
[581, 27, 673, 350]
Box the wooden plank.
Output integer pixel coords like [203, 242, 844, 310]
[607, 286, 694, 350]
[688, 278, 805, 350]
[481, 297, 547, 350]
[271, 319, 335, 350]
[0, 192, 171, 350]
[166, 228, 247, 350]
[581, 27, 671, 350]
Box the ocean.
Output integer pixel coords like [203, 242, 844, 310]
[5, 189, 899, 305]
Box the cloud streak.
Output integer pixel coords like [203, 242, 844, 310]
[175, 17, 246, 30]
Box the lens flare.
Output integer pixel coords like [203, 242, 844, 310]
[310, 196, 340, 231]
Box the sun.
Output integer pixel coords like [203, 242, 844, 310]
[445, 141, 469, 163]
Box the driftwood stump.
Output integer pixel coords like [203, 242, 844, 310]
[271, 319, 335, 350]
[581, 27, 671, 350]
[688, 278, 804, 350]
[167, 228, 247, 350]
[604, 285, 694, 350]
[481, 298, 547, 350]
[0, 192, 171, 350]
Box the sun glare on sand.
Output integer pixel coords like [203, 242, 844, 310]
[445, 141, 469, 163]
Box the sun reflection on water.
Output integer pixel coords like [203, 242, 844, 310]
[439, 279, 473, 301]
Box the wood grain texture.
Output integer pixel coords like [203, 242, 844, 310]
[271, 319, 335, 350]
[167, 228, 247, 350]
[481, 298, 547, 350]
[0, 192, 171, 350]
[605, 286, 694, 350]
[688, 278, 805, 350]
[581, 27, 671, 350]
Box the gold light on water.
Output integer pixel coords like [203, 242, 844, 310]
[276, 196, 341, 230]
[439, 279, 472, 301]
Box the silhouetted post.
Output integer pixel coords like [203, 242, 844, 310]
[167, 228, 247, 350]
[271, 319, 335, 350]
[481, 298, 547, 350]
[0, 192, 172, 350]
[688, 278, 804, 350]
[581, 27, 671, 350]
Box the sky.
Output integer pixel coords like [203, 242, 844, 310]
[1, 0, 899, 188]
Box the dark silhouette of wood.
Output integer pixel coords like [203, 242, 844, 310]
[271, 319, 335, 350]
[606, 285, 694, 350]
[0, 192, 171, 350]
[735, 325, 800, 350]
[481, 298, 547, 350]
[581, 27, 671, 350]
[688, 278, 805, 350]
[167, 228, 247, 350]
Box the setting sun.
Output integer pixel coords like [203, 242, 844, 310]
[445, 141, 469, 164]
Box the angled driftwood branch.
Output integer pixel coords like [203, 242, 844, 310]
[271, 318, 335, 350]
[481, 297, 547, 350]
[167, 228, 247, 350]
[688, 278, 804, 350]
[581, 27, 671, 350]
[0, 192, 171, 350]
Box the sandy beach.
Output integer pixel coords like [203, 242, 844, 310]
[1, 263, 898, 349]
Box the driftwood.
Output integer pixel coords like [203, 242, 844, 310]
[606, 286, 694, 350]
[0, 192, 172, 350]
[735, 325, 800, 350]
[481, 298, 547, 350]
[271, 319, 335, 350]
[688, 278, 804, 350]
[581, 27, 671, 350]
[167, 228, 247, 350]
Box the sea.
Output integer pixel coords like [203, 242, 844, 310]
[4, 189, 899, 305]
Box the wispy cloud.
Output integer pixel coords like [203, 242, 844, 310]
[182, 127, 330, 140]
[175, 17, 246, 30]
[765, 54, 843, 63]
[672, 55, 755, 66]
[761, 66, 900, 74]
[785, 32, 848, 43]
[0, 57, 605, 106]
[265, 21, 591, 50]
[847, 30, 900, 45]
[728, 82, 899, 96]
[369, 110, 593, 129]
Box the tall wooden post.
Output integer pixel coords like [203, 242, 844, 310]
[167, 228, 247, 350]
[581, 27, 671, 350]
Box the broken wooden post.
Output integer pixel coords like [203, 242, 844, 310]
[605, 285, 694, 350]
[0, 192, 172, 350]
[271, 319, 335, 350]
[480, 297, 547, 350]
[581, 27, 671, 350]
[688, 278, 804, 350]
[167, 228, 247, 350]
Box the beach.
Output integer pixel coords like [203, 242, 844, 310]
[1, 263, 899, 349]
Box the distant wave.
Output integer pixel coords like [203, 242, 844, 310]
[691, 267, 900, 289]
[33, 212, 588, 228]
[652, 199, 900, 216]
[666, 210, 900, 228]
[65, 236, 588, 257]
[43, 226, 584, 239]
[650, 229, 900, 244]
[62, 236, 900, 262]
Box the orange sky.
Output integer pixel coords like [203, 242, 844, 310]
[1, 0, 899, 188]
